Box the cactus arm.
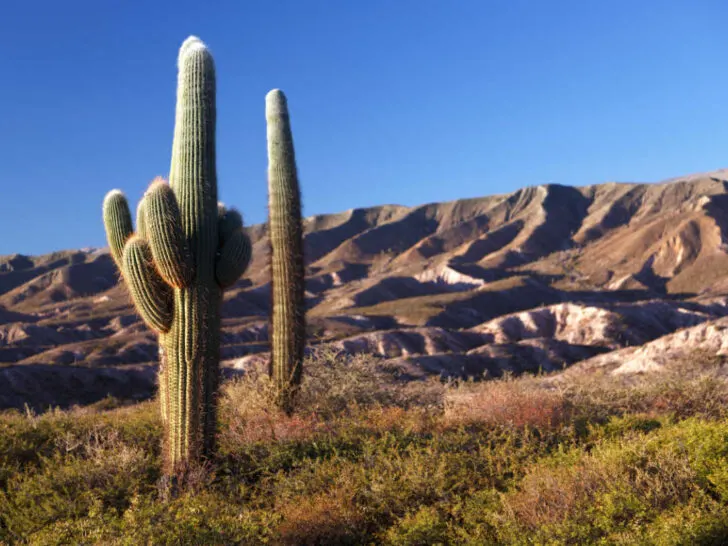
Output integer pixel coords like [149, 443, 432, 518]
[136, 196, 149, 239]
[215, 206, 249, 287]
[266, 89, 306, 413]
[145, 178, 193, 288]
[103, 190, 134, 267]
[215, 229, 251, 288]
[138, 190, 169, 426]
[121, 236, 174, 333]
[218, 207, 243, 244]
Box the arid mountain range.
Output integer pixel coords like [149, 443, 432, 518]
[4, 170, 728, 409]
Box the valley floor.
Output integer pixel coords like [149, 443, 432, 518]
[2, 348, 728, 545]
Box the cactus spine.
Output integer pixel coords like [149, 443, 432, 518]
[102, 37, 251, 474]
[266, 89, 306, 413]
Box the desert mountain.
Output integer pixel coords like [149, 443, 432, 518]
[3, 170, 728, 409]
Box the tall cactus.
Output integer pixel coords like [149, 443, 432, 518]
[266, 89, 306, 413]
[102, 36, 251, 474]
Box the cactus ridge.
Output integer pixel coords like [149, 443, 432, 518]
[135, 196, 149, 240]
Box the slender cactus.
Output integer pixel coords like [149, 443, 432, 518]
[266, 89, 306, 414]
[102, 36, 251, 475]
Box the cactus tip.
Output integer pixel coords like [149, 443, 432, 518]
[229, 207, 244, 224]
[103, 189, 125, 205]
[148, 176, 168, 191]
[265, 89, 288, 117]
[178, 35, 208, 67]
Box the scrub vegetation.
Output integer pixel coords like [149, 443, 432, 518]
[2, 348, 727, 545]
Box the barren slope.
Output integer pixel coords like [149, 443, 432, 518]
[3, 170, 728, 408]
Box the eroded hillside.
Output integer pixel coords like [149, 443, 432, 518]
[3, 170, 728, 408]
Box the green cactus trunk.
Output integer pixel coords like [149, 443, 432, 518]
[266, 89, 306, 414]
[103, 37, 251, 475]
[165, 36, 220, 467]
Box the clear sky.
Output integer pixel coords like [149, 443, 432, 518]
[1, 1, 727, 255]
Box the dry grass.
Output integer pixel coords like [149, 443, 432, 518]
[505, 442, 697, 530]
[557, 349, 728, 422]
[275, 486, 363, 545]
[444, 375, 571, 430]
[219, 345, 443, 448]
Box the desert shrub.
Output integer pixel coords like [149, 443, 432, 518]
[274, 486, 364, 545]
[218, 347, 443, 449]
[1, 349, 728, 544]
[22, 493, 278, 545]
[635, 499, 728, 545]
[384, 505, 449, 545]
[444, 375, 571, 431]
[0, 401, 159, 490]
[492, 418, 728, 544]
[560, 350, 728, 424]
[0, 424, 159, 540]
[223, 346, 443, 418]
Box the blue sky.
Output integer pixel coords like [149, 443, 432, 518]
[1, 1, 727, 255]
